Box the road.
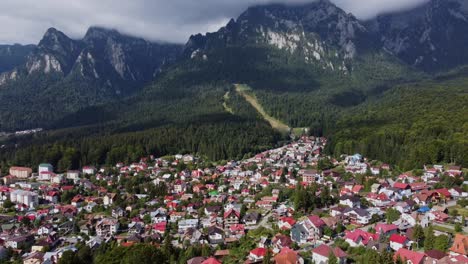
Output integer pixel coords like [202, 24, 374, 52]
[246, 211, 273, 230]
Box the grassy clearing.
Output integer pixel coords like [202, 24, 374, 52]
[234, 84, 290, 134]
[222, 91, 234, 114]
[449, 205, 468, 217]
[432, 225, 456, 234]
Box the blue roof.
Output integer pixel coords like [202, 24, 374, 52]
[418, 206, 430, 213]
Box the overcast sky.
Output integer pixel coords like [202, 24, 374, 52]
[0, 0, 429, 45]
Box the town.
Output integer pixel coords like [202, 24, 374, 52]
[0, 136, 466, 264]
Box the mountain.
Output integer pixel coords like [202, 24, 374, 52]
[0, 0, 467, 169]
[0, 27, 182, 131]
[367, 0, 468, 72]
[0, 44, 35, 73]
[185, 0, 392, 78]
[0, 27, 182, 93]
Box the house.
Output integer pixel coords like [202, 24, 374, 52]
[291, 222, 309, 244]
[339, 195, 361, 208]
[71, 195, 84, 207]
[37, 224, 54, 236]
[5, 235, 34, 249]
[424, 249, 446, 261]
[207, 226, 224, 245]
[306, 215, 326, 238]
[274, 247, 303, 264]
[249, 248, 267, 262]
[394, 248, 425, 264]
[371, 183, 381, 193]
[429, 211, 449, 223]
[223, 209, 240, 228]
[312, 244, 347, 264]
[187, 257, 206, 264]
[173, 180, 186, 193]
[302, 169, 320, 184]
[242, 212, 260, 226]
[9, 166, 32, 178]
[178, 219, 198, 233]
[151, 208, 167, 223]
[344, 230, 378, 247]
[103, 193, 117, 206]
[96, 218, 119, 237]
[449, 187, 468, 198]
[449, 234, 468, 256]
[82, 166, 96, 175]
[278, 217, 296, 230]
[228, 224, 245, 238]
[375, 223, 398, 237]
[66, 170, 80, 180]
[45, 191, 59, 203]
[10, 189, 39, 208]
[344, 208, 372, 225]
[152, 222, 167, 235]
[112, 207, 125, 218]
[272, 234, 293, 252]
[204, 206, 222, 216]
[23, 252, 44, 264]
[389, 234, 409, 251]
[201, 257, 221, 264]
[38, 163, 53, 174]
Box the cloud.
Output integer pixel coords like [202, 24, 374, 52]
[0, 0, 430, 45]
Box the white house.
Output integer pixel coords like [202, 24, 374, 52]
[82, 166, 96, 175]
[10, 189, 39, 208]
[96, 218, 119, 237]
[178, 219, 198, 233]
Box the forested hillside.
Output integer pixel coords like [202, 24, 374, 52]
[1, 0, 468, 171]
[328, 73, 468, 169]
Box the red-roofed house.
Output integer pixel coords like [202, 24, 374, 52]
[223, 209, 240, 229]
[249, 248, 267, 262]
[389, 234, 410, 251]
[394, 248, 425, 264]
[152, 222, 166, 234]
[352, 185, 364, 194]
[344, 230, 378, 247]
[375, 223, 398, 237]
[306, 215, 326, 238]
[393, 182, 410, 190]
[201, 257, 221, 264]
[410, 182, 428, 192]
[278, 217, 296, 230]
[312, 244, 347, 264]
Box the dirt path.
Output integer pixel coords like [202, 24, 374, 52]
[234, 84, 290, 134]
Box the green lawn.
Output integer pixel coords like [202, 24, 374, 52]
[448, 205, 468, 217]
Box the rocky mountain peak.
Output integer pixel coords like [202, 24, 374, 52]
[83, 26, 122, 43]
[368, 0, 468, 72]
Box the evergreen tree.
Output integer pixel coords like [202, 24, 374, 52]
[380, 250, 394, 264]
[328, 252, 338, 264]
[412, 224, 425, 249]
[263, 248, 272, 264]
[424, 226, 435, 251]
[434, 234, 450, 251]
[386, 208, 401, 223]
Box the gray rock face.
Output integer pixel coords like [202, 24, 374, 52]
[0, 27, 183, 95]
[184, 0, 379, 74]
[367, 0, 468, 71]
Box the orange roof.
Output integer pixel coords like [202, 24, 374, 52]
[450, 234, 468, 255]
[274, 249, 299, 264]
